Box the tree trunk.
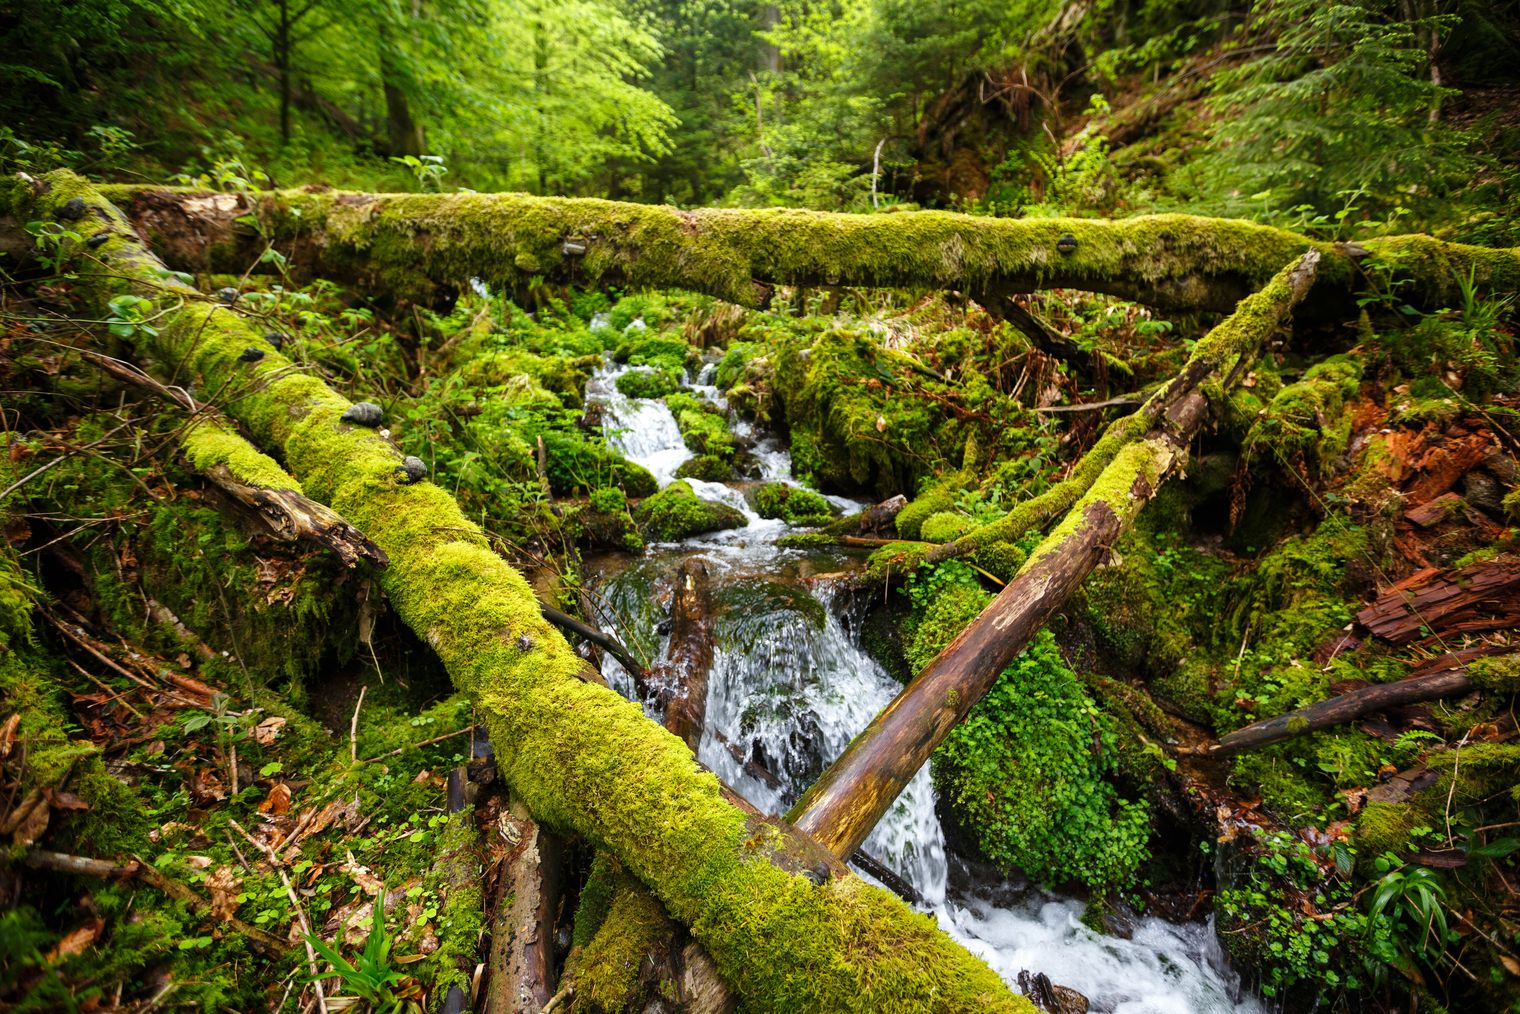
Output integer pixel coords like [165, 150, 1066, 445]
[788, 252, 1322, 859]
[3, 170, 1038, 1014]
[648, 557, 715, 750]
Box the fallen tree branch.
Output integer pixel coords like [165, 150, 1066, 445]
[790, 251, 1322, 858]
[6, 170, 1036, 1014]
[132, 854, 290, 957]
[538, 601, 647, 684]
[93, 186, 1520, 318]
[1211, 668, 1475, 757]
[76, 349, 388, 569]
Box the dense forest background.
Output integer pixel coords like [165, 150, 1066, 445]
[3, 0, 1518, 232]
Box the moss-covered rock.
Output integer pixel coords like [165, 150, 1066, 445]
[674, 454, 733, 482]
[633, 482, 748, 542]
[751, 482, 835, 525]
[540, 431, 658, 498]
[615, 367, 677, 400]
[569, 487, 645, 552]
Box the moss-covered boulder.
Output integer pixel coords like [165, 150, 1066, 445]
[665, 392, 735, 460]
[675, 454, 733, 481]
[615, 368, 678, 400]
[751, 482, 835, 525]
[539, 431, 658, 498]
[633, 482, 748, 541]
[569, 487, 645, 552]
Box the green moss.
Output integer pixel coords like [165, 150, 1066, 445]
[919, 510, 977, 542]
[751, 482, 835, 525]
[569, 871, 673, 1014]
[1468, 652, 1520, 692]
[896, 473, 971, 540]
[674, 454, 732, 481]
[1242, 355, 1364, 477]
[540, 431, 658, 498]
[570, 488, 645, 552]
[181, 417, 303, 491]
[422, 810, 484, 1009]
[615, 368, 677, 400]
[633, 481, 748, 542]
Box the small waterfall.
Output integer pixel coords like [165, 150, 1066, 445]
[586, 361, 692, 486]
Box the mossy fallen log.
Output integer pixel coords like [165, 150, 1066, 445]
[790, 251, 1322, 859]
[6, 170, 1036, 1014]
[93, 185, 1520, 316]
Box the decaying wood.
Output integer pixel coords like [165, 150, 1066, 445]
[1356, 556, 1520, 644]
[485, 805, 564, 1014]
[202, 463, 390, 568]
[1212, 668, 1475, 757]
[858, 494, 908, 535]
[646, 557, 715, 750]
[23, 848, 139, 878]
[789, 251, 1322, 859]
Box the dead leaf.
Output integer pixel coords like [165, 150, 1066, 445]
[259, 782, 292, 816]
[253, 716, 287, 746]
[46, 920, 102, 962]
[1501, 955, 1520, 978]
[189, 767, 226, 806]
[205, 865, 242, 921]
[168, 674, 218, 702]
[0, 713, 19, 759]
[184, 855, 213, 870]
[45, 789, 90, 812]
[2, 788, 50, 846]
[342, 851, 384, 897]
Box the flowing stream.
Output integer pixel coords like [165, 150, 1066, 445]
[585, 357, 1265, 1014]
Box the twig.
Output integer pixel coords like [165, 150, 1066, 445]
[131, 854, 288, 955]
[350, 685, 367, 764]
[24, 848, 139, 878]
[361, 725, 476, 763]
[229, 819, 329, 1014]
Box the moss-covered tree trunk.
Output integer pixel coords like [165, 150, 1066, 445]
[3, 170, 1036, 1014]
[97, 185, 1520, 317]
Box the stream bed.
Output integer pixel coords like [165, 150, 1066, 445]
[584, 358, 1266, 1014]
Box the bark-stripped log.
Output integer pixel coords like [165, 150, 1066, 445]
[790, 251, 1322, 859]
[645, 557, 715, 750]
[486, 805, 564, 1014]
[5, 171, 1034, 1014]
[1212, 668, 1475, 756]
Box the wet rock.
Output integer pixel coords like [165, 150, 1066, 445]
[215, 286, 239, 304]
[263, 331, 286, 350]
[1463, 470, 1503, 514]
[238, 347, 265, 363]
[1017, 970, 1089, 1014]
[632, 481, 747, 542]
[54, 197, 87, 221]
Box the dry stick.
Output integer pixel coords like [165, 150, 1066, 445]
[789, 251, 1322, 858]
[131, 855, 289, 956]
[538, 602, 647, 682]
[361, 725, 476, 763]
[349, 685, 366, 764]
[25, 848, 139, 878]
[1211, 667, 1476, 756]
[229, 819, 329, 1014]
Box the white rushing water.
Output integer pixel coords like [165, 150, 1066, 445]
[586, 358, 1264, 1013]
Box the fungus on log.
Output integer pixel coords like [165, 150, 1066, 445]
[789, 250, 1322, 859]
[94, 185, 1520, 317]
[3, 170, 1036, 1014]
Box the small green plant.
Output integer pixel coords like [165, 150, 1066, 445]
[1363, 853, 1455, 983]
[305, 887, 420, 1013]
[106, 295, 159, 340]
[24, 219, 82, 273]
[390, 154, 449, 192]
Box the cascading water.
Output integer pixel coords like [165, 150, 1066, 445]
[585, 358, 1265, 1013]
